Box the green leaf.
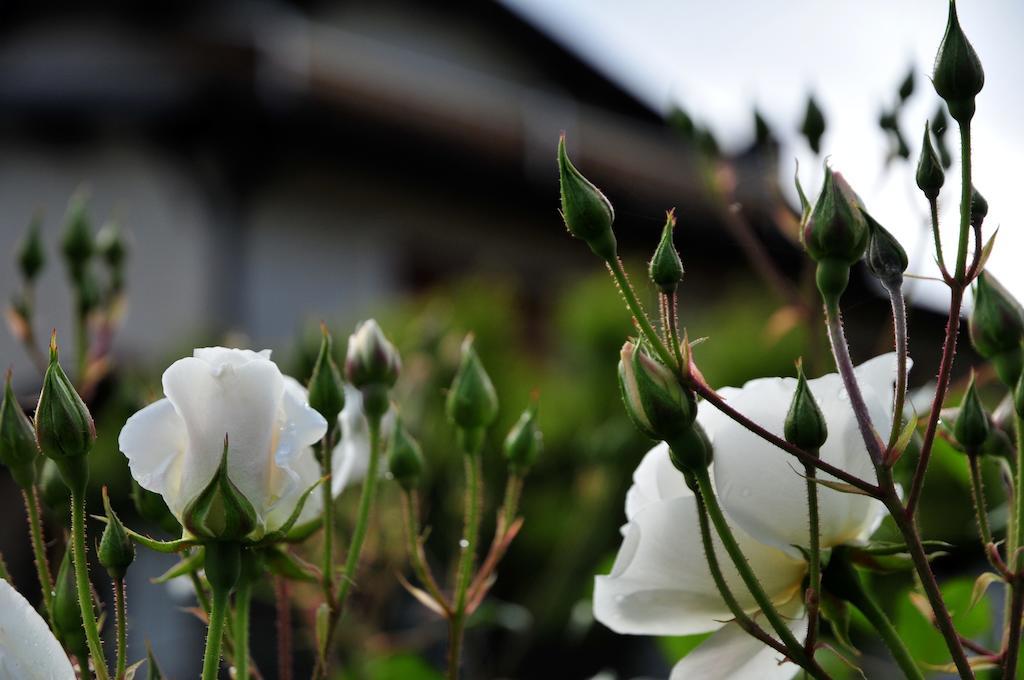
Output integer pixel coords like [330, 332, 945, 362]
[968, 572, 1002, 611]
[150, 550, 203, 584]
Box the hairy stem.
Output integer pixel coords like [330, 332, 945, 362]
[606, 258, 677, 370]
[201, 587, 230, 680]
[967, 454, 993, 548]
[113, 578, 127, 680]
[842, 565, 924, 680]
[274, 576, 292, 680]
[885, 284, 909, 453]
[400, 490, 450, 613]
[1004, 576, 1023, 680]
[449, 453, 484, 680]
[804, 455, 822, 654]
[233, 580, 251, 680]
[319, 435, 335, 621]
[954, 124, 972, 281]
[23, 487, 55, 627]
[70, 489, 110, 680]
[501, 474, 524, 531]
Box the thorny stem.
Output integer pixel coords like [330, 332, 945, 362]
[23, 487, 55, 626]
[201, 586, 230, 680]
[274, 576, 293, 680]
[113, 578, 127, 680]
[885, 284, 909, 453]
[906, 286, 964, 514]
[967, 454, 993, 548]
[606, 257, 677, 370]
[233, 579, 252, 680]
[692, 469, 827, 678]
[692, 383, 879, 495]
[665, 291, 685, 369]
[399, 489, 451, 614]
[1004, 573, 1024, 680]
[803, 454, 822, 655]
[1006, 416, 1024, 679]
[824, 299, 974, 678]
[691, 487, 795, 662]
[70, 489, 110, 680]
[319, 435, 336, 622]
[449, 453, 484, 680]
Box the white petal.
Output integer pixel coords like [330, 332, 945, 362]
[162, 354, 284, 527]
[118, 398, 189, 517]
[625, 443, 693, 520]
[0, 580, 75, 680]
[593, 495, 805, 636]
[263, 376, 329, 531]
[193, 347, 272, 367]
[669, 599, 807, 680]
[704, 353, 900, 553]
[331, 385, 395, 497]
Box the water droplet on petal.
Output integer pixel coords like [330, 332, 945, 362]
[459, 538, 469, 548]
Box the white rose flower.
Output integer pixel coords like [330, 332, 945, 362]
[0, 579, 75, 679]
[119, 347, 334, 538]
[595, 354, 902, 679]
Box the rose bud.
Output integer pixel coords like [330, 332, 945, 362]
[308, 325, 346, 438]
[182, 435, 259, 543]
[784, 362, 828, 451]
[932, 0, 984, 124]
[0, 370, 40, 489]
[863, 211, 909, 289]
[98, 487, 135, 580]
[60, 195, 94, 282]
[504, 399, 543, 475]
[969, 272, 1024, 386]
[387, 417, 425, 492]
[557, 134, 617, 262]
[345, 319, 401, 419]
[915, 123, 945, 200]
[802, 167, 869, 302]
[800, 94, 826, 154]
[970, 186, 988, 228]
[17, 216, 46, 283]
[954, 373, 990, 454]
[618, 340, 696, 442]
[649, 210, 684, 294]
[446, 335, 499, 454]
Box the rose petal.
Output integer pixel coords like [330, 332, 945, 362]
[625, 442, 693, 520]
[0, 579, 75, 679]
[118, 398, 189, 517]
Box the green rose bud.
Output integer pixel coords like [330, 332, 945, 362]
[915, 123, 945, 200]
[308, 324, 345, 437]
[446, 336, 499, 453]
[17, 216, 46, 283]
[898, 68, 915, 102]
[96, 221, 127, 269]
[800, 94, 826, 155]
[969, 272, 1024, 386]
[0, 370, 39, 489]
[618, 340, 696, 442]
[932, 0, 984, 124]
[863, 211, 908, 288]
[667, 422, 713, 474]
[387, 417, 425, 491]
[182, 435, 259, 543]
[34, 333, 95, 492]
[784, 362, 828, 451]
[39, 458, 70, 513]
[53, 548, 89, 664]
[503, 399, 543, 474]
[803, 167, 869, 302]
[345, 319, 400, 420]
[970, 186, 988, 228]
[61, 195, 94, 281]
[98, 487, 135, 579]
[954, 373, 990, 454]
[557, 134, 617, 262]
[649, 209, 684, 294]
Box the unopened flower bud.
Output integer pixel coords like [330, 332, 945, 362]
[753, 109, 772, 147]
[803, 168, 869, 302]
[667, 422, 712, 474]
[53, 548, 89, 663]
[39, 458, 70, 513]
[34, 333, 95, 492]
[61, 196, 94, 281]
[17, 216, 45, 283]
[387, 418, 424, 491]
[446, 336, 499, 454]
[784, 363, 828, 451]
[954, 373, 990, 454]
[618, 341, 696, 442]
[308, 325, 345, 436]
[898, 68, 915, 102]
[932, 0, 984, 124]
[504, 399, 543, 474]
[969, 273, 1024, 386]
[863, 211, 908, 288]
[800, 94, 826, 154]
[557, 134, 617, 261]
[98, 487, 135, 579]
[970, 186, 988, 228]
[649, 210, 683, 294]
[0, 370, 39, 489]
[915, 123, 945, 200]
[183, 435, 258, 543]
[96, 221, 126, 269]
[345, 319, 400, 419]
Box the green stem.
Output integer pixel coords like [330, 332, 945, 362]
[928, 198, 948, 278]
[1003, 577, 1023, 680]
[692, 469, 812, 666]
[501, 474, 523, 530]
[885, 284, 909, 453]
[75, 305, 89, 384]
[400, 490, 450, 612]
[23, 487, 55, 627]
[201, 586, 230, 680]
[967, 454, 993, 548]
[113, 578, 127, 680]
[336, 416, 382, 608]
[449, 453, 484, 680]
[319, 436, 335, 608]
[1014, 416, 1024, 572]
[840, 563, 924, 680]
[804, 457, 822, 654]
[691, 487, 801, 663]
[70, 489, 110, 680]
[954, 124, 972, 281]
[606, 258, 676, 370]
[233, 580, 251, 680]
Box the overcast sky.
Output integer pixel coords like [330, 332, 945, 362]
[502, 0, 1024, 312]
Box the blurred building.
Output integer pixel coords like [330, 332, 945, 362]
[0, 0, 720, 379]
